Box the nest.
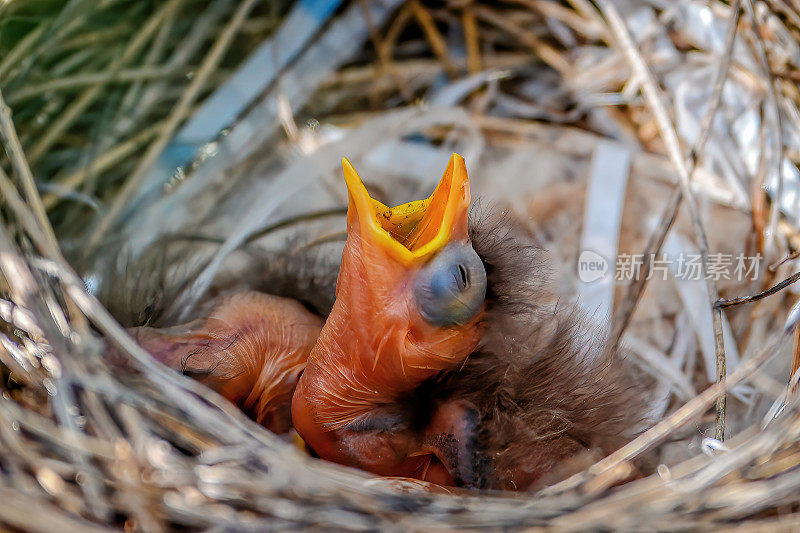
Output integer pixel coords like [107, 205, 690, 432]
[1, 0, 800, 529]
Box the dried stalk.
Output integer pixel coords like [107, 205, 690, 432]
[744, 0, 786, 258]
[0, 90, 59, 253]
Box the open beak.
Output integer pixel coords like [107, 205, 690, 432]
[342, 153, 471, 266]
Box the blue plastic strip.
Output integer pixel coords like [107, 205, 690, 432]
[163, 0, 344, 164]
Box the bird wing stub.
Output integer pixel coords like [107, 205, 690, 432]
[126, 291, 323, 434]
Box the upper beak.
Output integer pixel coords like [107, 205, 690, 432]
[342, 153, 471, 266]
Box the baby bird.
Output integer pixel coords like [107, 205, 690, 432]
[119, 154, 645, 490]
[291, 154, 645, 490]
[128, 292, 322, 434]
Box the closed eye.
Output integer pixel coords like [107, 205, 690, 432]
[414, 243, 486, 326]
[458, 264, 469, 289]
[344, 410, 408, 433]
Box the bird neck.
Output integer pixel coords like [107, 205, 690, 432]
[293, 240, 483, 431]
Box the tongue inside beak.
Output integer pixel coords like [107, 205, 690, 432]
[342, 153, 471, 266]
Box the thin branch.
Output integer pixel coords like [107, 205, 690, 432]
[474, 6, 572, 75]
[0, 168, 61, 261]
[167, 207, 348, 246]
[43, 121, 163, 209]
[793, 325, 800, 393]
[714, 271, 800, 309]
[0, 24, 46, 80]
[462, 5, 482, 75]
[770, 249, 800, 271]
[0, 97, 91, 330]
[0, 225, 110, 520]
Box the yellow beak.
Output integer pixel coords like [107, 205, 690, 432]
[342, 153, 471, 267]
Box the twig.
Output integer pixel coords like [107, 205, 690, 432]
[382, 3, 413, 58]
[84, 0, 260, 257]
[770, 249, 800, 271]
[107, 0, 232, 150]
[598, 0, 734, 439]
[172, 207, 348, 246]
[766, 0, 800, 35]
[0, 168, 61, 262]
[714, 271, 800, 309]
[0, 485, 112, 533]
[359, 0, 412, 103]
[0, 89, 89, 329]
[0, 225, 110, 520]
[0, 25, 46, 80]
[474, 6, 572, 75]
[793, 326, 800, 393]
[516, 0, 603, 40]
[370, 4, 415, 102]
[33, 255, 280, 450]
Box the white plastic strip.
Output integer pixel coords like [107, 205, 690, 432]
[577, 141, 632, 321]
[661, 230, 752, 401]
